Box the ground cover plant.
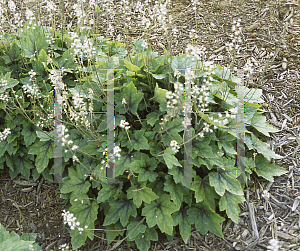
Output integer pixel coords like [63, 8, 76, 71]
[0, 0, 296, 250]
[0, 222, 43, 251]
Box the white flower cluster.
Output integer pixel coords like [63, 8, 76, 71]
[68, 91, 91, 129]
[243, 58, 254, 78]
[21, 83, 43, 99]
[62, 210, 88, 235]
[185, 44, 207, 61]
[0, 128, 11, 142]
[141, 40, 148, 48]
[68, 32, 96, 60]
[170, 140, 180, 153]
[7, 0, 16, 12]
[226, 19, 242, 54]
[167, 68, 211, 115]
[28, 69, 36, 81]
[57, 124, 79, 159]
[185, 68, 195, 80]
[0, 92, 9, 102]
[102, 145, 122, 169]
[36, 112, 54, 129]
[120, 119, 130, 130]
[166, 68, 236, 138]
[49, 69, 65, 89]
[0, 78, 9, 101]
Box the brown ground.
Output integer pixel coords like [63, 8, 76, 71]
[1, 0, 300, 250]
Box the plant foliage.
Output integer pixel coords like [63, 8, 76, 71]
[0, 20, 288, 250]
[0, 222, 43, 251]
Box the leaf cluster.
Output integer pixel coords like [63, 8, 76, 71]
[0, 20, 288, 250]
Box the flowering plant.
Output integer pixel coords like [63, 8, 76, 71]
[0, 17, 288, 251]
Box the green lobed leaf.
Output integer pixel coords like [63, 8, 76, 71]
[241, 86, 264, 104]
[12, 155, 35, 179]
[208, 164, 244, 197]
[130, 129, 150, 151]
[141, 193, 178, 236]
[59, 165, 91, 196]
[250, 112, 280, 137]
[151, 82, 168, 104]
[187, 201, 225, 238]
[190, 175, 219, 211]
[81, 141, 100, 156]
[102, 200, 137, 227]
[163, 148, 182, 170]
[114, 152, 136, 177]
[28, 140, 54, 173]
[156, 118, 184, 148]
[32, 49, 48, 76]
[167, 162, 197, 186]
[244, 104, 258, 125]
[163, 175, 190, 210]
[35, 130, 54, 142]
[97, 183, 124, 204]
[217, 132, 237, 155]
[127, 182, 159, 208]
[21, 123, 37, 147]
[123, 59, 141, 72]
[212, 65, 231, 80]
[245, 133, 283, 161]
[52, 49, 77, 71]
[126, 219, 147, 241]
[3, 39, 22, 64]
[171, 54, 197, 73]
[129, 152, 158, 183]
[15, 20, 49, 58]
[133, 224, 158, 251]
[115, 81, 144, 116]
[172, 207, 191, 244]
[146, 111, 161, 126]
[0, 72, 19, 94]
[0, 222, 42, 251]
[68, 194, 99, 250]
[254, 155, 288, 182]
[219, 190, 245, 224]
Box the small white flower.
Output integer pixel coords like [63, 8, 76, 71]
[71, 145, 78, 151]
[229, 107, 238, 114]
[72, 155, 79, 162]
[141, 40, 148, 48]
[120, 120, 130, 129]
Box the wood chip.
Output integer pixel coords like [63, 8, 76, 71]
[276, 231, 295, 240]
[245, 22, 261, 32]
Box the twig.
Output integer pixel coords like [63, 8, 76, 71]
[293, 136, 300, 165]
[248, 202, 259, 239]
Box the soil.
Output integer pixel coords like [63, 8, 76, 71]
[1, 0, 300, 250]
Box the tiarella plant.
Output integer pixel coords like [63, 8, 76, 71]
[0, 18, 288, 250]
[0, 0, 289, 250]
